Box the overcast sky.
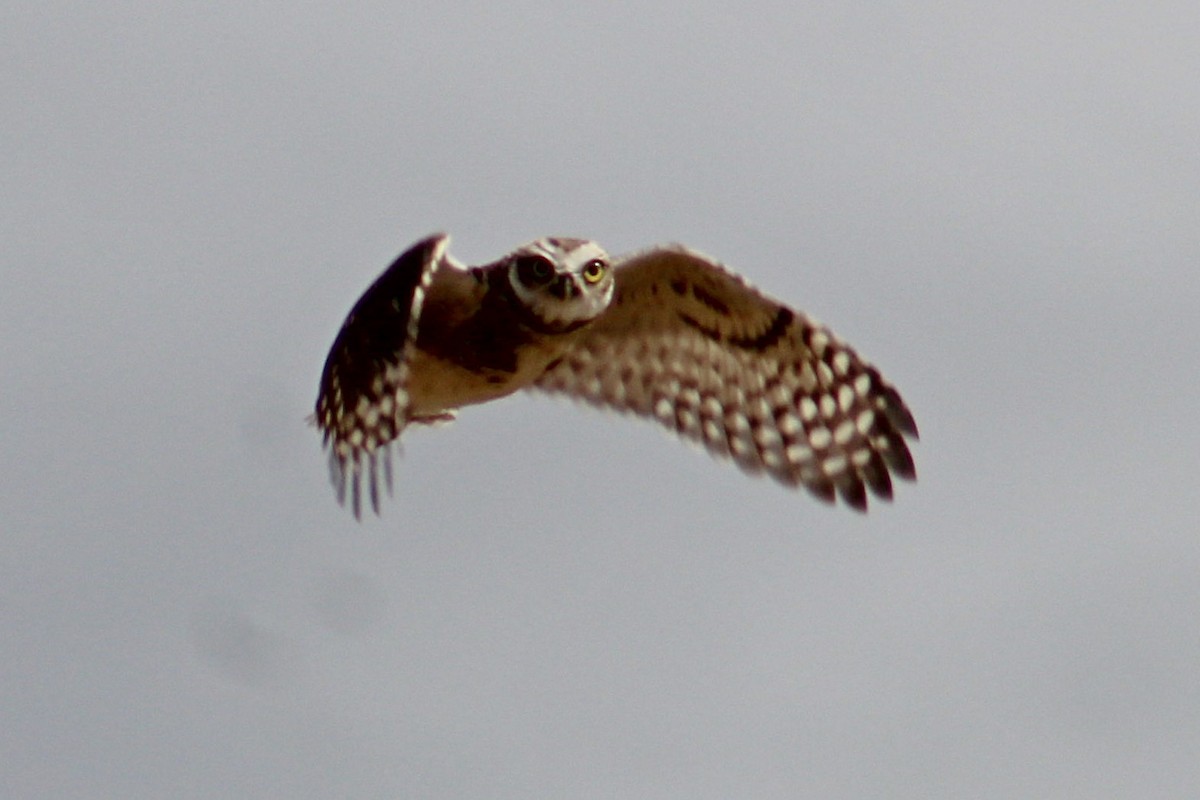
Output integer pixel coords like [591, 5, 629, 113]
[3, 2, 1199, 797]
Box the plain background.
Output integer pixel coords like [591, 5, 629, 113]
[3, 2, 1198, 797]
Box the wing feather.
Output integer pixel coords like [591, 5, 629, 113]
[313, 233, 448, 517]
[533, 245, 918, 510]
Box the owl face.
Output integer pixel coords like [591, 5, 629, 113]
[505, 237, 615, 330]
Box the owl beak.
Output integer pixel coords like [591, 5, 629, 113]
[549, 276, 580, 300]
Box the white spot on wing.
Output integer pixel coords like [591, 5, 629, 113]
[819, 394, 837, 419]
[823, 454, 848, 475]
[838, 384, 856, 413]
[832, 351, 851, 376]
[833, 419, 856, 445]
[810, 330, 829, 355]
[753, 426, 782, 451]
[786, 443, 812, 464]
[808, 427, 832, 449]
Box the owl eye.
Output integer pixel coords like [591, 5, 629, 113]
[515, 256, 554, 286]
[581, 259, 607, 284]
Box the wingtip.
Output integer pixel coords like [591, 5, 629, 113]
[838, 478, 869, 512]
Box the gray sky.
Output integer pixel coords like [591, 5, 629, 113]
[3, 2, 1199, 797]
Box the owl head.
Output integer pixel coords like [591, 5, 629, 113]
[504, 237, 615, 331]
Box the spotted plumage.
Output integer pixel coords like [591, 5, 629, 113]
[314, 233, 918, 516]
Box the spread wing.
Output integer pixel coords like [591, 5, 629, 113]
[533, 244, 918, 510]
[313, 233, 448, 517]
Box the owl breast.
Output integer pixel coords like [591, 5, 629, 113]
[403, 340, 565, 416]
[405, 276, 583, 416]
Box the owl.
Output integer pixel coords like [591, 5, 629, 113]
[314, 233, 917, 517]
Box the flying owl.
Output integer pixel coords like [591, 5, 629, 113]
[314, 233, 918, 517]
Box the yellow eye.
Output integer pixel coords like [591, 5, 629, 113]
[581, 259, 607, 284]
